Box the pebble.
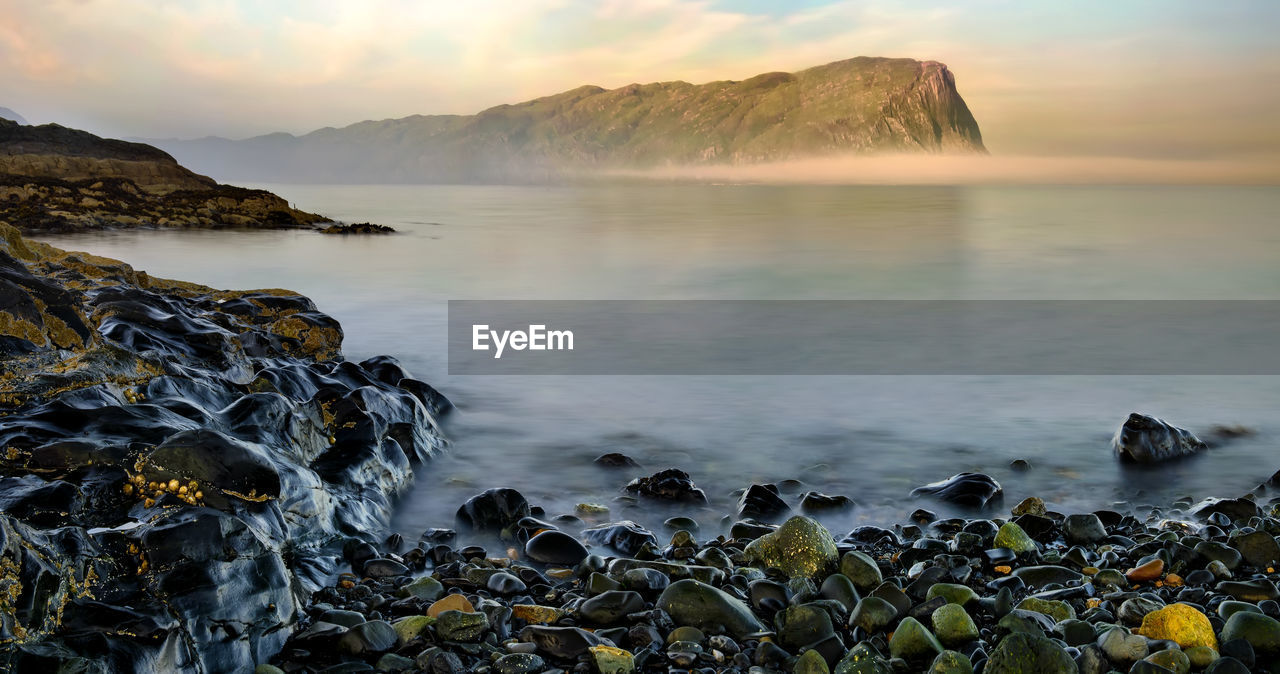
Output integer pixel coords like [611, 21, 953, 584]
[258, 476, 1280, 674]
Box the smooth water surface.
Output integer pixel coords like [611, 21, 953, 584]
[36, 184, 1280, 540]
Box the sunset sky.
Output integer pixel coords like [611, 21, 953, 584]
[3, 0, 1278, 162]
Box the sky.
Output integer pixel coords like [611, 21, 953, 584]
[2, 0, 1279, 162]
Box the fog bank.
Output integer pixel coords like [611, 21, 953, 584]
[611, 154, 1280, 186]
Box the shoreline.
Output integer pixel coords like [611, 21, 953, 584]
[269, 466, 1280, 674]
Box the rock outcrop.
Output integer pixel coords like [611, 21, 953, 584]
[0, 119, 329, 232]
[152, 57, 987, 184]
[0, 222, 450, 671]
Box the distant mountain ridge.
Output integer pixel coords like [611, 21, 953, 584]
[150, 57, 986, 184]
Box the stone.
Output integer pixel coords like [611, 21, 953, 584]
[1058, 619, 1096, 647]
[398, 576, 444, 601]
[738, 483, 792, 522]
[1134, 603, 1218, 651]
[455, 488, 531, 538]
[889, 617, 944, 661]
[362, 558, 408, 578]
[623, 468, 707, 503]
[926, 583, 978, 607]
[993, 522, 1038, 555]
[656, 579, 766, 638]
[1112, 412, 1206, 463]
[820, 572, 860, 610]
[1196, 541, 1243, 570]
[834, 642, 894, 674]
[1062, 514, 1107, 544]
[1126, 558, 1165, 583]
[795, 648, 832, 674]
[928, 650, 973, 674]
[338, 620, 398, 655]
[1097, 626, 1149, 664]
[1204, 657, 1251, 674]
[520, 625, 608, 658]
[776, 603, 836, 650]
[1184, 645, 1220, 669]
[373, 653, 415, 672]
[743, 516, 839, 579]
[594, 452, 639, 467]
[622, 567, 671, 594]
[1218, 601, 1263, 620]
[1144, 648, 1191, 674]
[582, 521, 659, 557]
[487, 571, 527, 595]
[493, 653, 547, 674]
[841, 551, 883, 591]
[435, 609, 489, 642]
[579, 590, 645, 625]
[590, 645, 635, 674]
[510, 604, 564, 625]
[1119, 596, 1166, 625]
[524, 530, 589, 566]
[849, 596, 900, 633]
[1220, 611, 1280, 656]
[1011, 497, 1046, 517]
[931, 603, 979, 647]
[427, 594, 476, 618]
[392, 615, 434, 645]
[910, 472, 1003, 509]
[800, 492, 856, 516]
[1233, 531, 1280, 569]
[1217, 579, 1280, 601]
[984, 631, 1078, 674]
[1017, 597, 1075, 623]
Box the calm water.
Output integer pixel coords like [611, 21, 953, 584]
[36, 184, 1280, 541]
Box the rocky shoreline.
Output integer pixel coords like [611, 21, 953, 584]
[264, 468, 1280, 674]
[0, 222, 446, 671]
[0, 118, 337, 233]
[3, 217, 1280, 674]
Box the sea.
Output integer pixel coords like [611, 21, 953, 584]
[35, 183, 1280, 543]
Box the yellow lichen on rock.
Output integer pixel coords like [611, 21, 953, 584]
[1135, 602, 1218, 651]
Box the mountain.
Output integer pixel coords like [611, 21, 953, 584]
[151, 57, 986, 184]
[0, 108, 26, 125]
[0, 119, 329, 232]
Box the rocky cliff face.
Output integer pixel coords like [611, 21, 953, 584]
[0, 120, 328, 232]
[0, 222, 449, 671]
[153, 57, 987, 184]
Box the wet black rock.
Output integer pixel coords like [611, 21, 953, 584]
[800, 491, 856, 515]
[0, 224, 450, 672]
[524, 529, 589, 566]
[582, 520, 659, 557]
[623, 468, 708, 504]
[738, 483, 791, 522]
[519, 625, 609, 658]
[579, 590, 646, 624]
[911, 472, 1004, 509]
[319, 222, 396, 235]
[1112, 412, 1207, 463]
[455, 488, 531, 538]
[594, 452, 640, 468]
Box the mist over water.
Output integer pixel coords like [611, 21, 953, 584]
[35, 183, 1280, 544]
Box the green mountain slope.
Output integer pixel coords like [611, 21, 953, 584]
[154, 57, 985, 183]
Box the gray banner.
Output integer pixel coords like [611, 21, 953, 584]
[447, 300, 1280, 374]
